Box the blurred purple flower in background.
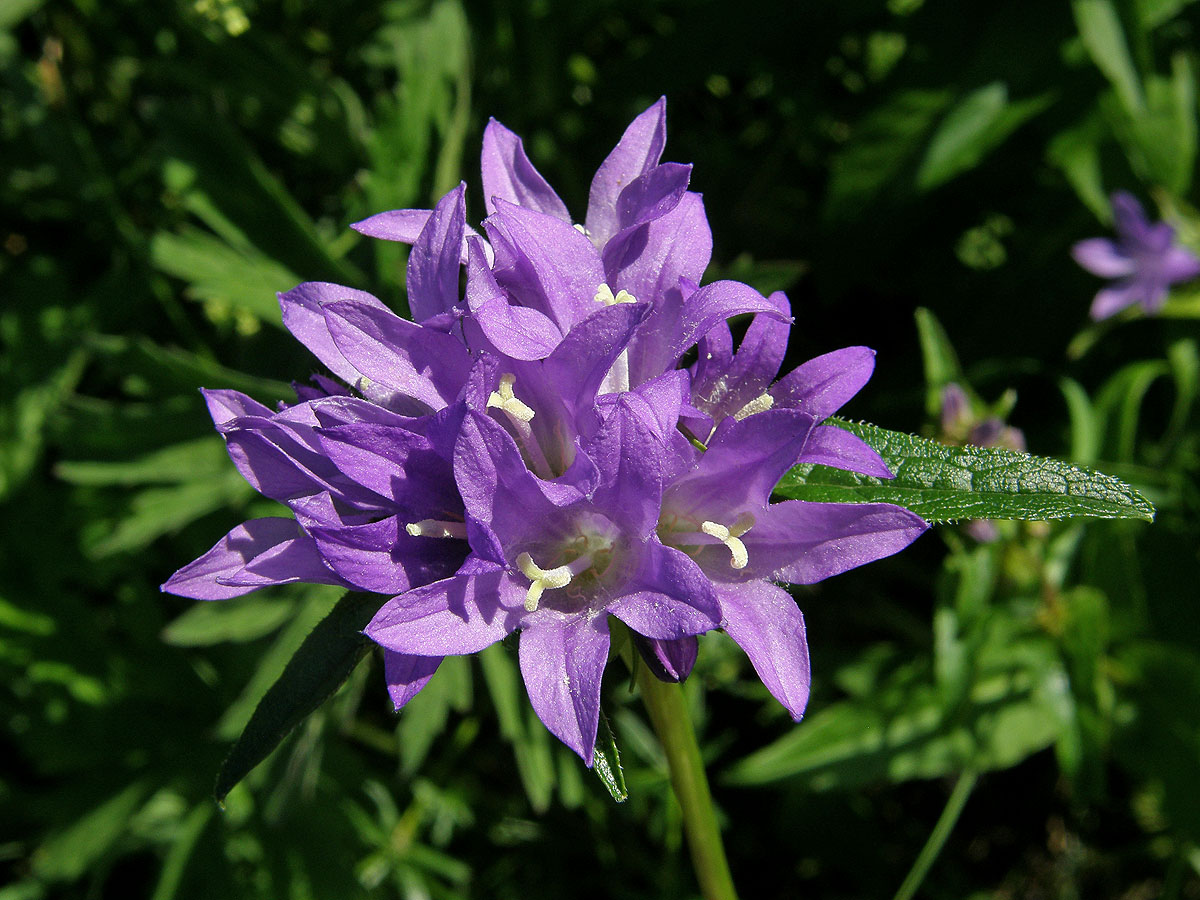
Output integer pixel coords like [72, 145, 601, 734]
[1072, 191, 1200, 319]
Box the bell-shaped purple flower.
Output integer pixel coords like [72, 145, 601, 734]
[367, 393, 723, 764]
[649, 409, 929, 716]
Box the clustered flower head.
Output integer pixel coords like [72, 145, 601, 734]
[1072, 191, 1200, 320]
[164, 99, 928, 764]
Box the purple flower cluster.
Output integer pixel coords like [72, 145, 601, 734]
[1072, 191, 1200, 320]
[164, 99, 928, 764]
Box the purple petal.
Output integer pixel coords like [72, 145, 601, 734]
[323, 299, 472, 412]
[540, 300, 646, 409]
[317, 422, 457, 512]
[796, 425, 894, 478]
[291, 374, 352, 403]
[744, 500, 928, 584]
[453, 411, 584, 550]
[693, 319, 733, 384]
[672, 280, 788, 370]
[465, 236, 562, 360]
[308, 516, 465, 595]
[216, 533, 347, 589]
[586, 97, 668, 248]
[634, 635, 698, 683]
[627, 369, 689, 440]
[352, 208, 432, 243]
[1111, 191, 1152, 244]
[1161, 245, 1200, 284]
[616, 162, 692, 230]
[717, 581, 810, 720]
[518, 613, 611, 765]
[365, 565, 525, 656]
[1136, 278, 1171, 314]
[162, 518, 301, 599]
[407, 184, 466, 323]
[1089, 282, 1141, 320]
[582, 392, 669, 535]
[1071, 238, 1135, 278]
[222, 429, 335, 502]
[485, 201, 606, 333]
[481, 118, 571, 221]
[223, 421, 381, 506]
[352, 208, 481, 264]
[770, 346, 877, 421]
[384, 651, 443, 710]
[667, 409, 817, 517]
[202, 389, 274, 427]
[605, 192, 713, 313]
[278, 282, 392, 386]
[309, 395, 426, 431]
[609, 541, 720, 638]
[289, 490, 363, 530]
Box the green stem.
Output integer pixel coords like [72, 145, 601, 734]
[892, 768, 979, 900]
[637, 667, 739, 900]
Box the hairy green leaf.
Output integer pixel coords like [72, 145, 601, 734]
[593, 709, 627, 803]
[774, 419, 1155, 523]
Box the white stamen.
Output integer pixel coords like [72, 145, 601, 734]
[700, 512, 756, 569]
[487, 373, 535, 423]
[516, 551, 593, 612]
[405, 519, 468, 539]
[733, 392, 775, 421]
[573, 223, 590, 236]
[594, 283, 637, 307]
[595, 284, 636, 393]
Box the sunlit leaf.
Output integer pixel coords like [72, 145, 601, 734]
[775, 419, 1155, 523]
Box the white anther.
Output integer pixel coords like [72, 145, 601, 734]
[516, 552, 573, 612]
[516, 550, 594, 612]
[573, 223, 591, 236]
[405, 519, 468, 539]
[594, 284, 637, 306]
[733, 392, 775, 421]
[700, 512, 756, 570]
[487, 373, 535, 423]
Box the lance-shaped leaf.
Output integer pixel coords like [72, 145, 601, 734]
[773, 419, 1155, 523]
[593, 708, 628, 803]
[214, 591, 381, 804]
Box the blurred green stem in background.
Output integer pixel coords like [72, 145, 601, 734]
[637, 667, 739, 900]
[893, 768, 978, 900]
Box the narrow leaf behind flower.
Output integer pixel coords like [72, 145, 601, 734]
[774, 419, 1155, 523]
[214, 591, 380, 805]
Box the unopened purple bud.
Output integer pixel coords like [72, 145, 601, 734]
[634, 634, 698, 683]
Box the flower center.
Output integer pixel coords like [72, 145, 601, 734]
[699, 512, 756, 570]
[405, 518, 467, 539]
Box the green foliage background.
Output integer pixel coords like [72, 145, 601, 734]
[2, 0, 1199, 897]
